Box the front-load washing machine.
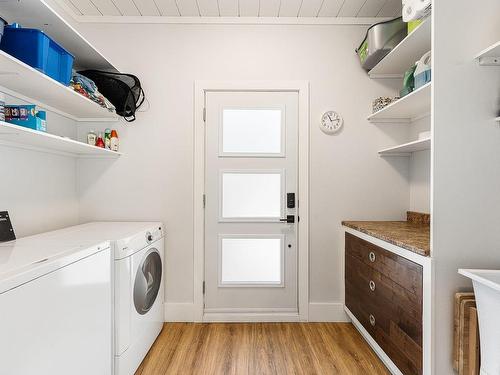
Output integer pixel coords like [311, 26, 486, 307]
[113, 224, 164, 375]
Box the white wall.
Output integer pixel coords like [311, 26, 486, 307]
[409, 150, 430, 212]
[0, 95, 79, 237]
[432, 0, 500, 373]
[409, 115, 431, 213]
[74, 23, 413, 311]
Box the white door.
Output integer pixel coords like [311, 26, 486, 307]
[204, 91, 298, 315]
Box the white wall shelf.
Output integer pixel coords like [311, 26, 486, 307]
[368, 82, 431, 123]
[475, 41, 500, 66]
[0, 122, 121, 158]
[0, 51, 118, 122]
[378, 137, 431, 156]
[0, 0, 117, 71]
[369, 19, 432, 78]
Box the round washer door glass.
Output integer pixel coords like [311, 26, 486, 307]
[134, 249, 162, 315]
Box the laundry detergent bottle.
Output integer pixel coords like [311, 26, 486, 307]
[110, 130, 119, 152]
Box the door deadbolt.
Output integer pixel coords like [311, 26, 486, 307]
[279, 215, 295, 224]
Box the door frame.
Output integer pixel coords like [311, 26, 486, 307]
[193, 81, 310, 322]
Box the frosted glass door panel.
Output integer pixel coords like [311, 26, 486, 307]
[221, 172, 282, 219]
[220, 237, 282, 285]
[221, 109, 283, 155]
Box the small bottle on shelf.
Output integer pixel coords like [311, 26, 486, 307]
[87, 130, 97, 146]
[95, 132, 105, 148]
[110, 130, 119, 152]
[104, 128, 111, 149]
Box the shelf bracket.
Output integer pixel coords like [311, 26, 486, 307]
[478, 57, 500, 66]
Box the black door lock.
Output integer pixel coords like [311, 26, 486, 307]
[279, 215, 295, 224]
[287, 193, 295, 209]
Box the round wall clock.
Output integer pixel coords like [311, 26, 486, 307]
[320, 111, 343, 134]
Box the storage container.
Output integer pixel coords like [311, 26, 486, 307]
[5, 105, 47, 132]
[356, 17, 407, 71]
[0, 24, 74, 86]
[414, 51, 431, 89]
[407, 19, 422, 34]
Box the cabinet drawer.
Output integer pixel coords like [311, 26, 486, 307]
[345, 232, 422, 295]
[346, 253, 422, 322]
[346, 280, 423, 375]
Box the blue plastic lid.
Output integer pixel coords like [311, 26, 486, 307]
[6, 23, 22, 29]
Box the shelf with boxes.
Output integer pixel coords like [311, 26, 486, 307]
[359, 15, 432, 158]
[0, 0, 119, 122]
[0, 0, 116, 72]
[0, 121, 121, 158]
[0, 51, 118, 121]
[368, 18, 432, 79]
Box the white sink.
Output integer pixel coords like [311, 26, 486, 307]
[459, 269, 500, 375]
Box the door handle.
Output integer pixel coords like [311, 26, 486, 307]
[279, 215, 295, 223]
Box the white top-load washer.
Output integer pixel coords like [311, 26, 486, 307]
[0, 237, 113, 375]
[21, 221, 165, 375]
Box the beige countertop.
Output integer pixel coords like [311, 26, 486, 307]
[342, 212, 430, 257]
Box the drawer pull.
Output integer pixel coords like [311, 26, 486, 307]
[369, 280, 376, 291]
[369, 314, 376, 326]
[368, 251, 376, 263]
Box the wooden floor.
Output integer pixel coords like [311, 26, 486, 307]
[135, 323, 390, 375]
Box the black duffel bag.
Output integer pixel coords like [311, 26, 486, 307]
[79, 70, 145, 122]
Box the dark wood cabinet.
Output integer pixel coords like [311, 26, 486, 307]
[345, 232, 423, 375]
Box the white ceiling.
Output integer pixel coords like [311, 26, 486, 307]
[60, 0, 402, 18]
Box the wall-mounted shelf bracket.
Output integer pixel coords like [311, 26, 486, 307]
[478, 56, 500, 66]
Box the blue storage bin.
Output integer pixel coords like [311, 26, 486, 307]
[0, 24, 74, 86]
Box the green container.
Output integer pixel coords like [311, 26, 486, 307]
[356, 17, 407, 71]
[400, 65, 417, 97]
[408, 19, 422, 34]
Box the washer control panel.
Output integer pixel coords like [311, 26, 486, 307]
[115, 223, 164, 260]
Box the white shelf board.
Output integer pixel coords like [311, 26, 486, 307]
[475, 41, 500, 66]
[368, 82, 431, 123]
[378, 137, 431, 156]
[369, 19, 431, 78]
[0, 0, 117, 71]
[0, 122, 121, 158]
[0, 51, 118, 121]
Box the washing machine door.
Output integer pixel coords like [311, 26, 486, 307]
[133, 248, 162, 315]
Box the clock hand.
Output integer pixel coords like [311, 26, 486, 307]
[327, 114, 333, 121]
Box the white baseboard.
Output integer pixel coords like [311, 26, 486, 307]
[164, 302, 349, 322]
[164, 302, 196, 322]
[203, 312, 300, 322]
[308, 302, 350, 322]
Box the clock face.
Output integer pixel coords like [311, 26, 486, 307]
[320, 111, 343, 134]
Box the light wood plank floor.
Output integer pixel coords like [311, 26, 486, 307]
[135, 323, 390, 375]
